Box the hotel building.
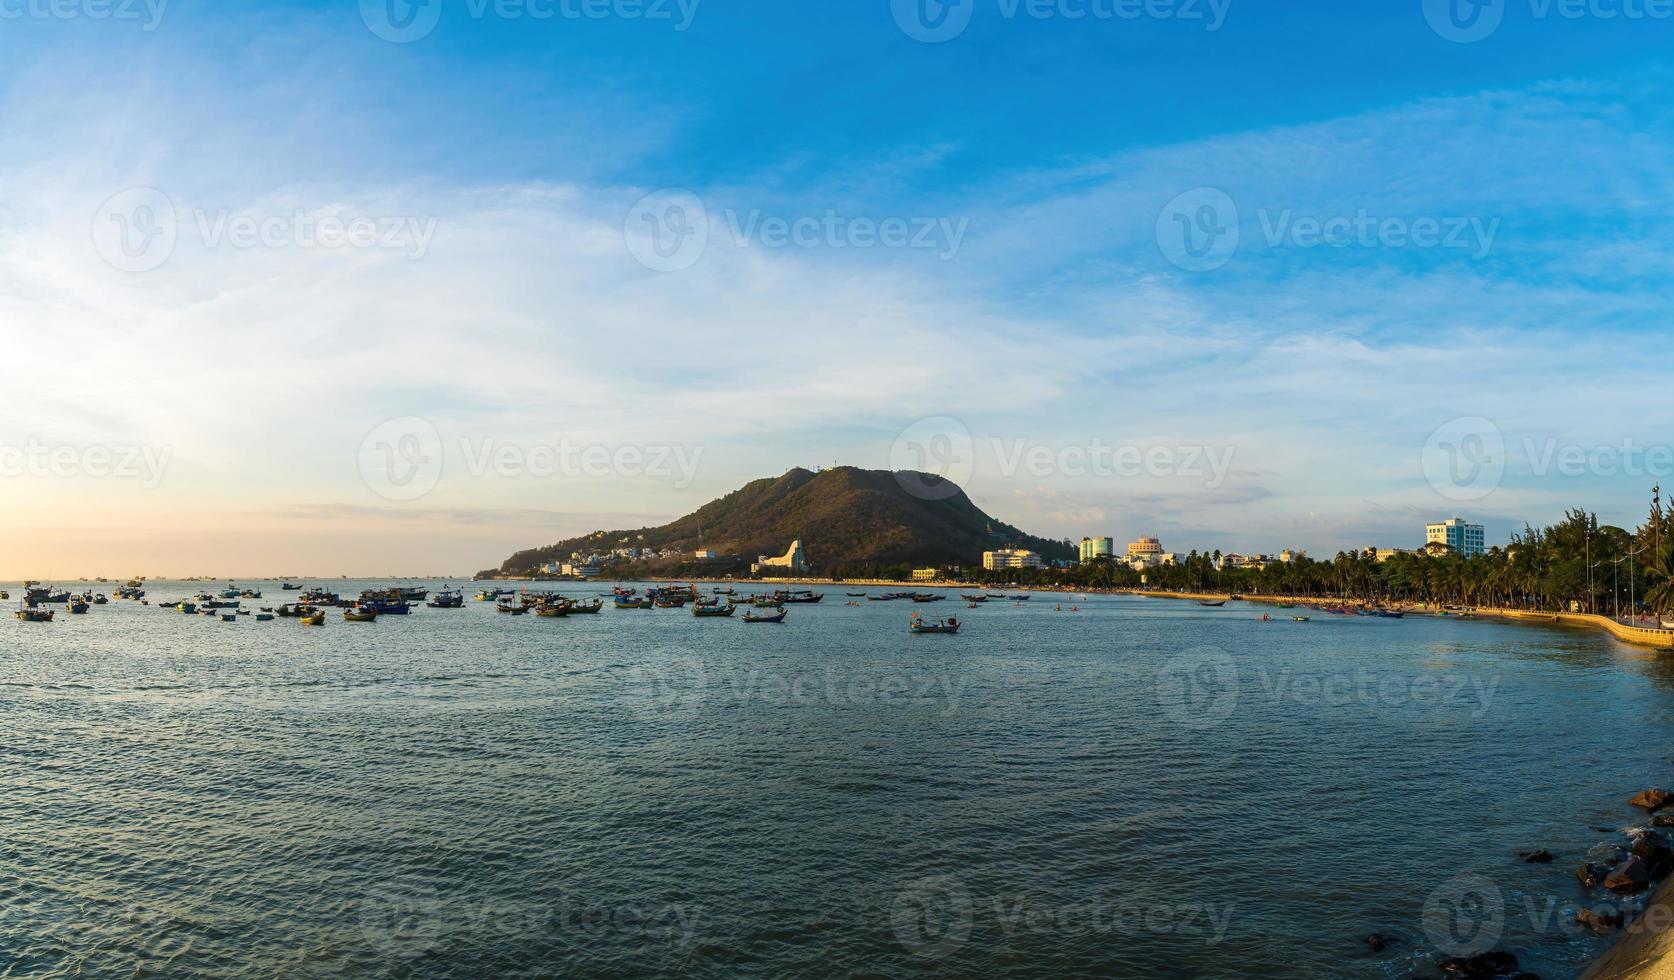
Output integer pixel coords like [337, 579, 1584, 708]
[1425, 519, 1486, 558]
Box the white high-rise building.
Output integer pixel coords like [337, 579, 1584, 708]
[1426, 519, 1485, 558]
[1078, 536, 1114, 562]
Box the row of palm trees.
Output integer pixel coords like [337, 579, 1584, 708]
[971, 500, 1674, 617]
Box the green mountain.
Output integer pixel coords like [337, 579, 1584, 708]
[493, 467, 1072, 576]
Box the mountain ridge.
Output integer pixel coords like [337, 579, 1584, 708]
[493, 466, 1072, 576]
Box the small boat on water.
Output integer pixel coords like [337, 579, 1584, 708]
[301, 610, 326, 625]
[1293, 615, 1311, 622]
[534, 603, 569, 618]
[255, 613, 275, 622]
[961, 594, 988, 603]
[614, 596, 653, 609]
[343, 606, 378, 622]
[67, 599, 90, 614]
[176, 601, 197, 614]
[846, 592, 867, 598]
[867, 595, 896, 602]
[693, 603, 737, 618]
[742, 609, 787, 623]
[281, 582, 302, 591]
[910, 613, 960, 634]
[567, 599, 603, 614]
[220, 613, 237, 622]
[1377, 610, 1405, 619]
[427, 588, 464, 608]
[986, 593, 1008, 599]
[16, 606, 53, 622]
[1198, 600, 1226, 608]
[1007, 594, 1030, 601]
[911, 595, 945, 604]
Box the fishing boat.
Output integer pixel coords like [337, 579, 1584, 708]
[867, 595, 896, 602]
[986, 593, 1008, 599]
[692, 603, 737, 618]
[92, 594, 108, 605]
[614, 595, 653, 609]
[1277, 603, 1295, 609]
[176, 601, 197, 614]
[300, 590, 342, 607]
[910, 613, 960, 634]
[652, 597, 688, 608]
[742, 609, 786, 623]
[475, 588, 508, 602]
[301, 610, 326, 625]
[427, 589, 464, 608]
[778, 591, 823, 604]
[1007, 594, 1030, 601]
[567, 599, 604, 614]
[67, 599, 90, 614]
[220, 613, 237, 622]
[534, 602, 569, 618]
[1377, 610, 1406, 619]
[846, 592, 868, 598]
[255, 613, 275, 622]
[1293, 615, 1311, 622]
[1197, 600, 1226, 608]
[751, 596, 785, 608]
[961, 594, 988, 603]
[343, 606, 378, 622]
[0, 592, 9, 600]
[281, 582, 302, 591]
[911, 595, 945, 603]
[399, 587, 429, 601]
[15, 605, 53, 622]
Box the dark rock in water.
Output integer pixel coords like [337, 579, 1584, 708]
[1592, 825, 1618, 833]
[1438, 950, 1520, 977]
[1654, 812, 1674, 828]
[1518, 849, 1555, 863]
[1631, 830, 1673, 863]
[1575, 905, 1625, 933]
[1366, 933, 1391, 951]
[1578, 862, 1611, 887]
[1630, 789, 1674, 810]
[1587, 842, 1630, 865]
[1605, 855, 1651, 894]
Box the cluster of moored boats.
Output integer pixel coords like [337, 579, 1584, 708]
[14, 580, 979, 633]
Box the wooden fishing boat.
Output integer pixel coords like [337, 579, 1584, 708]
[301, 610, 326, 625]
[1197, 600, 1226, 608]
[846, 592, 868, 598]
[1293, 615, 1311, 622]
[692, 603, 737, 618]
[742, 609, 786, 623]
[15, 607, 53, 622]
[567, 599, 603, 614]
[535, 604, 569, 618]
[911, 595, 945, 603]
[67, 600, 90, 614]
[910, 613, 960, 634]
[427, 589, 464, 608]
[614, 596, 653, 609]
[343, 606, 378, 622]
[961, 594, 988, 603]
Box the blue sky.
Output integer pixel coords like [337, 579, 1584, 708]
[1, 0, 1672, 574]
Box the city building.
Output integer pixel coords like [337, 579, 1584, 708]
[983, 549, 1042, 571]
[1426, 519, 1486, 558]
[1279, 549, 1303, 563]
[912, 568, 940, 582]
[1373, 548, 1412, 563]
[1128, 536, 1164, 560]
[1078, 536, 1115, 562]
[693, 549, 717, 560]
[752, 539, 810, 575]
